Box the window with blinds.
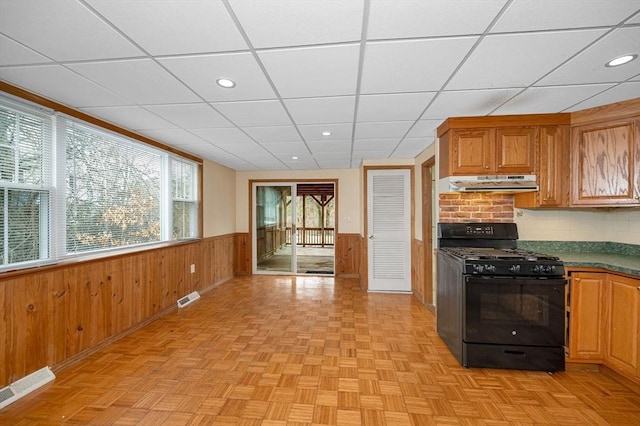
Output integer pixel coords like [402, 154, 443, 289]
[0, 94, 200, 271]
[65, 122, 163, 254]
[170, 157, 198, 239]
[0, 99, 52, 267]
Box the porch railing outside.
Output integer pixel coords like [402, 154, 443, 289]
[285, 227, 334, 247]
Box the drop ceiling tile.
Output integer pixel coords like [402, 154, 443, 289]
[312, 150, 352, 160]
[212, 100, 292, 127]
[68, 59, 199, 105]
[284, 96, 355, 124]
[352, 150, 391, 159]
[396, 138, 433, 152]
[405, 120, 442, 138]
[0, 64, 129, 107]
[493, 84, 615, 115]
[447, 29, 607, 90]
[0, 0, 142, 61]
[281, 160, 318, 170]
[361, 38, 477, 93]
[390, 150, 423, 159]
[0, 34, 51, 66]
[80, 105, 177, 131]
[307, 140, 352, 153]
[258, 44, 360, 98]
[158, 52, 276, 102]
[144, 103, 233, 129]
[567, 81, 640, 111]
[298, 124, 353, 141]
[424, 89, 521, 119]
[261, 141, 309, 154]
[229, 0, 363, 48]
[140, 128, 210, 148]
[274, 152, 314, 162]
[243, 125, 302, 143]
[191, 127, 255, 145]
[354, 121, 413, 139]
[357, 93, 435, 122]
[316, 159, 351, 169]
[493, 0, 640, 32]
[86, 0, 247, 55]
[368, 0, 507, 39]
[353, 138, 399, 151]
[222, 142, 272, 155]
[537, 27, 640, 86]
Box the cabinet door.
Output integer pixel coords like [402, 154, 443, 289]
[538, 126, 569, 207]
[605, 275, 639, 378]
[569, 273, 606, 361]
[495, 127, 536, 174]
[571, 120, 639, 206]
[450, 129, 493, 175]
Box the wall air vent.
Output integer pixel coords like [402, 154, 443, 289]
[177, 291, 201, 308]
[0, 366, 55, 409]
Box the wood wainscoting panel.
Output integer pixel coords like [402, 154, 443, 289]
[412, 239, 425, 303]
[234, 233, 251, 275]
[335, 233, 361, 278]
[0, 236, 240, 388]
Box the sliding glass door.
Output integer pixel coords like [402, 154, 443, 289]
[252, 182, 336, 275]
[253, 183, 296, 274]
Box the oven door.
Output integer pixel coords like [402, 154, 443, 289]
[464, 275, 566, 347]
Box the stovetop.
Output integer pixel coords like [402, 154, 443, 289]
[440, 247, 565, 277]
[441, 247, 561, 262]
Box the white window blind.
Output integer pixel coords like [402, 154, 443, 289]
[65, 121, 162, 254]
[0, 92, 201, 270]
[170, 157, 197, 239]
[0, 99, 52, 267]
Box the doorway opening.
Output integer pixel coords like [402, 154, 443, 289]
[253, 182, 335, 275]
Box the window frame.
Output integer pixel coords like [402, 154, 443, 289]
[0, 91, 202, 273]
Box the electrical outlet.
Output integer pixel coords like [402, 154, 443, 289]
[190, 264, 196, 274]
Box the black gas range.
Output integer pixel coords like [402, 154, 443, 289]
[437, 222, 567, 372]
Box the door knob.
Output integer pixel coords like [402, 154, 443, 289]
[369, 235, 374, 240]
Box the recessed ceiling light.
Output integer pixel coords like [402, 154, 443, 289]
[321, 131, 332, 136]
[216, 78, 236, 88]
[605, 54, 637, 67]
[291, 156, 298, 160]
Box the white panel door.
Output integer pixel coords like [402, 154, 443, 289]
[367, 169, 411, 292]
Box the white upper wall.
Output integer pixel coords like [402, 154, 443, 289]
[235, 168, 361, 234]
[202, 159, 236, 237]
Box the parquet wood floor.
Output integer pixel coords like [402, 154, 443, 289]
[1, 275, 639, 425]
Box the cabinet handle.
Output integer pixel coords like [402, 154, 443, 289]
[498, 164, 503, 168]
[543, 198, 548, 201]
[485, 165, 490, 169]
[637, 286, 640, 291]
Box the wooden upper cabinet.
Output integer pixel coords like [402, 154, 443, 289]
[450, 129, 493, 175]
[446, 127, 536, 176]
[495, 127, 537, 174]
[571, 118, 640, 206]
[437, 114, 570, 179]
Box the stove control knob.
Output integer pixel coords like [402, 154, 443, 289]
[509, 264, 521, 274]
[473, 264, 485, 273]
[485, 264, 496, 273]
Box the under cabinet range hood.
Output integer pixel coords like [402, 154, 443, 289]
[439, 175, 539, 193]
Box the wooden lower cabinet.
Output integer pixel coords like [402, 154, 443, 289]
[568, 270, 640, 384]
[605, 274, 640, 379]
[568, 272, 606, 361]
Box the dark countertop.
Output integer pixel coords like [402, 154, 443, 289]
[518, 241, 640, 278]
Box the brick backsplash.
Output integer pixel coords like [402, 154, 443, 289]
[439, 193, 514, 223]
